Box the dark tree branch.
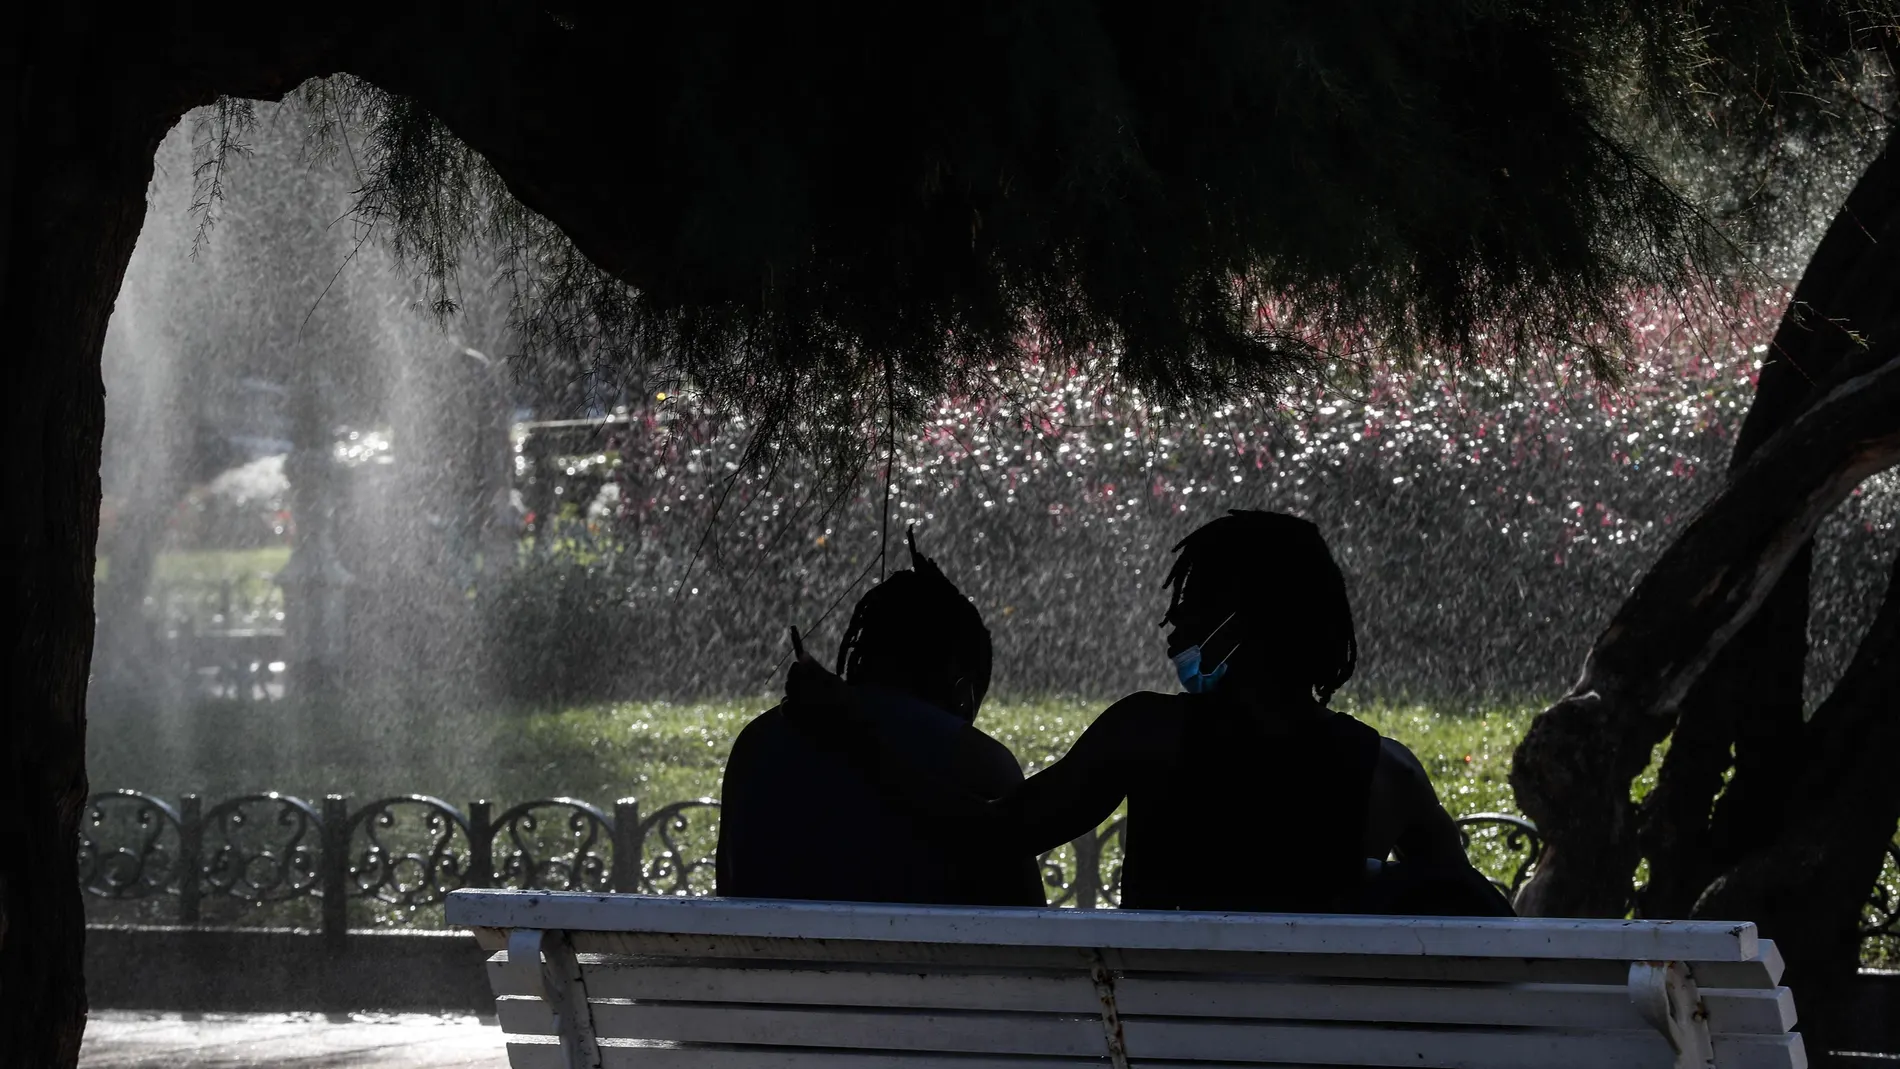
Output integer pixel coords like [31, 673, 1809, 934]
[1511, 343, 1900, 918]
[1693, 547, 1900, 1058]
[1638, 126, 1900, 920]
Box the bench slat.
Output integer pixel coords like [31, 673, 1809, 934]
[503, 1044, 1256, 1069]
[489, 960, 1102, 1013]
[477, 930, 1786, 994]
[497, 1001, 1108, 1057]
[1703, 988, 1798, 1035]
[1118, 977, 1798, 1036]
[494, 995, 556, 1036]
[1711, 1033, 1808, 1069]
[484, 959, 1794, 1037]
[1697, 940, 1784, 987]
[506, 1044, 1801, 1069]
[515, 933, 1775, 992]
[495, 998, 1712, 1068]
[485, 959, 1793, 1036]
[450, 892, 1759, 963]
[1122, 1018, 1675, 1068]
[1121, 977, 1652, 1029]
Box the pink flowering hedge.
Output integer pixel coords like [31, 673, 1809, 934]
[490, 287, 1896, 704]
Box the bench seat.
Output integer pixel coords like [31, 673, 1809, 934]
[447, 890, 1803, 1069]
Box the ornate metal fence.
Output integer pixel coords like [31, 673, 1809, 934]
[76, 788, 1900, 964]
[77, 789, 1554, 937]
[79, 791, 723, 941]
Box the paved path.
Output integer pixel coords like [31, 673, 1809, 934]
[82, 1011, 509, 1069]
[76, 1009, 1900, 1067]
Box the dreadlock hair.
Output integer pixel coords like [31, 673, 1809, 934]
[833, 527, 993, 722]
[1161, 510, 1357, 705]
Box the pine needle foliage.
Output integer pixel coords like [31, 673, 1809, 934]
[239, 2, 1895, 465]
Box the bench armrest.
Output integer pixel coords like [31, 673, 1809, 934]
[509, 929, 602, 1069]
[1630, 960, 1715, 1069]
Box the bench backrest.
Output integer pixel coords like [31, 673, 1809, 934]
[447, 891, 1804, 1069]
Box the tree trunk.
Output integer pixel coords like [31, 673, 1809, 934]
[1635, 559, 1812, 917]
[1694, 548, 1900, 1062]
[0, 14, 537, 1064]
[1637, 127, 1900, 919]
[1509, 336, 1900, 918]
[0, 76, 184, 1069]
[0, 9, 374, 1063]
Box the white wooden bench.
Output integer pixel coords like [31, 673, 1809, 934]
[446, 889, 1804, 1069]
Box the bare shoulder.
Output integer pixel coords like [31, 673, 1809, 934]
[1362, 731, 1460, 860]
[1099, 689, 1182, 725]
[1081, 690, 1188, 767]
[1375, 735, 1443, 802]
[730, 704, 787, 749]
[964, 725, 1028, 787]
[1377, 735, 1431, 778]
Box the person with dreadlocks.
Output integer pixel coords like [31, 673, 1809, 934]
[715, 529, 1044, 906]
[787, 510, 1509, 915]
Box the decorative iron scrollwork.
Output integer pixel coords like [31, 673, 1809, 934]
[492, 798, 615, 892]
[72, 788, 1895, 967]
[199, 793, 323, 905]
[1094, 818, 1127, 907]
[1039, 842, 1082, 907]
[1453, 813, 1542, 895]
[78, 790, 183, 900]
[1040, 817, 1126, 908]
[634, 799, 720, 896]
[345, 796, 474, 917]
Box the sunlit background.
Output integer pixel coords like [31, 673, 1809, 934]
[81, 108, 1899, 956]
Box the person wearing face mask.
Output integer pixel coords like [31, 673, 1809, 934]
[787, 510, 1509, 915]
[716, 530, 1044, 907]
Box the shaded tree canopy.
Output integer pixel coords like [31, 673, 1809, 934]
[280, 1, 1894, 458]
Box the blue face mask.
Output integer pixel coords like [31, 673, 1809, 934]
[1172, 612, 1239, 694]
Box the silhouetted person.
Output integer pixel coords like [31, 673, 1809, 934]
[789, 510, 1510, 916]
[716, 532, 1044, 906]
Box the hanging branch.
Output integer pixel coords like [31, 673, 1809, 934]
[879, 356, 897, 581]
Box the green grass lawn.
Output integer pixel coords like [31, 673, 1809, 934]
[486, 695, 1548, 818]
[151, 546, 293, 582]
[87, 693, 1632, 831]
[95, 545, 292, 585]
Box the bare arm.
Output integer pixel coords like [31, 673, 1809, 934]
[1364, 737, 1470, 868]
[994, 694, 1177, 854]
[785, 654, 1169, 857]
